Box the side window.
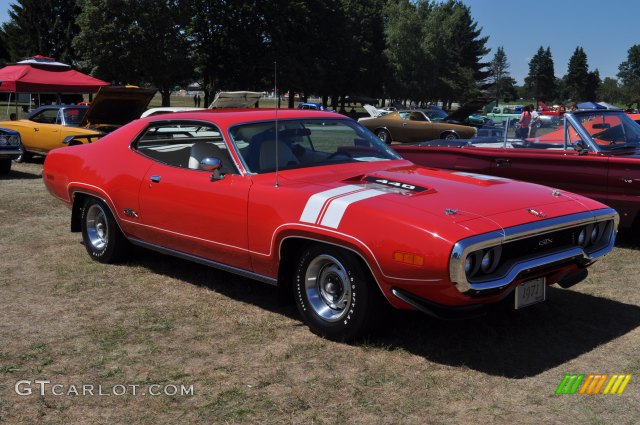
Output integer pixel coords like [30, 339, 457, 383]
[134, 122, 238, 175]
[566, 124, 587, 151]
[399, 112, 410, 120]
[30, 109, 58, 124]
[409, 112, 426, 121]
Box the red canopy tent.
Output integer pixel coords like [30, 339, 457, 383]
[0, 55, 109, 93]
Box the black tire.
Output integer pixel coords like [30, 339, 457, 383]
[376, 129, 392, 144]
[441, 131, 459, 140]
[0, 159, 10, 174]
[80, 197, 129, 263]
[14, 151, 32, 163]
[294, 245, 381, 341]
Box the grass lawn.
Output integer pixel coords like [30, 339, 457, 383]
[0, 161, 639, 424]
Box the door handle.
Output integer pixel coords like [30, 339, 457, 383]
[150, 175, 161, 183]
[495, 158, 511, 168]
[402, 123, 407, 127]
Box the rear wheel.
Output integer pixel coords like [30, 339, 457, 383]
[81, 198, 129, 263]
[294, 245, 381, 341]
[376, 129, 391, 144]
[441, 132, 459, 140]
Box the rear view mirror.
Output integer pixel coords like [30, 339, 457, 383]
[592, 123, 610, 129]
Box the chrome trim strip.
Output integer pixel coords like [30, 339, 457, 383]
[128, 238, 278, 286]
[0, 148, 24, 155]
[450, 208, 618, 293]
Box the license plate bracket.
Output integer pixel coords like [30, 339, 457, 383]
[515, 277, 546, 309]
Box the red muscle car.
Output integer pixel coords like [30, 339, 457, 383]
[43, 109, 617, 340]
[395, 107, 640, 229]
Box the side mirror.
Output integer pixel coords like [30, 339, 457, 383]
[573, 140, 588, 155]
[199, 157, 223, 180]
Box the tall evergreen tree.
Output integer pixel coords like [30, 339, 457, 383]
[0, 0, 81, 64]
[564, 47, 589, 101]
[489, 46, 509, 106]
[617, 44, 640, 108]
[524, 46, 556, 104]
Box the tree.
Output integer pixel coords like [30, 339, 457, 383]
[489, 46, 509, 106]
[0, 0, 81, 64]
[75, 0, 193, 106]
[524, 46, 556, 104]
[597, 77, 621, 104]
[564, 47, 589, 101]
[618, 44, 640, 109]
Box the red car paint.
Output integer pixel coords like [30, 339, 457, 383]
[43, 109, 617, 338]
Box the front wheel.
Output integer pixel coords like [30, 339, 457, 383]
[294, 245, 381, 341]
[81, 198, 129, 263]
[14, 151, 32, 163]
[441, 132, 459, 140]
[376, 129, 392, 144]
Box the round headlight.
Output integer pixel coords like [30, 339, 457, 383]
[0, 137, 7, 146]
[481, 250, 493, 272]
[578, 228, 587, 246]
[590, 226, 599, 244]
[464, 256, 474, 274]
[8, 135, 19, 146]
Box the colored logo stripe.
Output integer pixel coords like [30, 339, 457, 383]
[603, 374, 632, 394]
[556, 374, 584, 394]
[579, 374, 608, 394]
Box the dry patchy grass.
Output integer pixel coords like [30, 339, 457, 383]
[0, 162, 639, 424]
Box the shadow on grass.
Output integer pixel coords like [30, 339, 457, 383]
[614, 230, 640, 250]
[0, 169, 42, 180]
[127, 247, 640, 379]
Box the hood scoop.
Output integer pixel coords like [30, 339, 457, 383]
[343, 174, 434, 196]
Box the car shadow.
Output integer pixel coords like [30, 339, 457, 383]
[0, 169, 42, 180]
[614, 230, 640, 250]
[126, 247, 640, 379]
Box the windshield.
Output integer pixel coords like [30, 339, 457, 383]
[228, 118, 402, 173]
[575, 112, 640, 151]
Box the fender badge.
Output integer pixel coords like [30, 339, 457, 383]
[527, 208, 546, 218]
[444, 208, 458, 215]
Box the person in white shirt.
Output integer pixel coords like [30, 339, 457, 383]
[529, 105, 541, 138]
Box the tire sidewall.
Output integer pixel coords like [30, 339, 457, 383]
[294, 246, 371, 341]
[80, 198, 116, 263]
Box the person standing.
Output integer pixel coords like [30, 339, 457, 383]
[517, 105, 532, 139]
[529, 105, 541, 138]
[193, 93, 198, 107]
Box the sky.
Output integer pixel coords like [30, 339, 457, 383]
[0, 0, 638, 85]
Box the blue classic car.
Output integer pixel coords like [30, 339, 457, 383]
[0, 127, 23, 174]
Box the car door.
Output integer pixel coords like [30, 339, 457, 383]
[24, 109, 64, 153]
[134, 121, 252, 270]
[488, 123, 609, 205]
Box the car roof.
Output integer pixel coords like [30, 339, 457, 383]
[25, 104, 87, 119]
[141, 108, 343, 127]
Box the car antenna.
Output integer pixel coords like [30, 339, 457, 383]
[274, 61, 280, 188]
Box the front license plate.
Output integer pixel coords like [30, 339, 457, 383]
[515, 277, 546, 309]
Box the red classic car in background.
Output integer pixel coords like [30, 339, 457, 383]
[44, 109, 617, 340]
[395, 106, 640, 229]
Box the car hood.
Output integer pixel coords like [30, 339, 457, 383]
[208, 91, 262, 109]
[286, 162, 597, 234]
[81, 86, 157, 128]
